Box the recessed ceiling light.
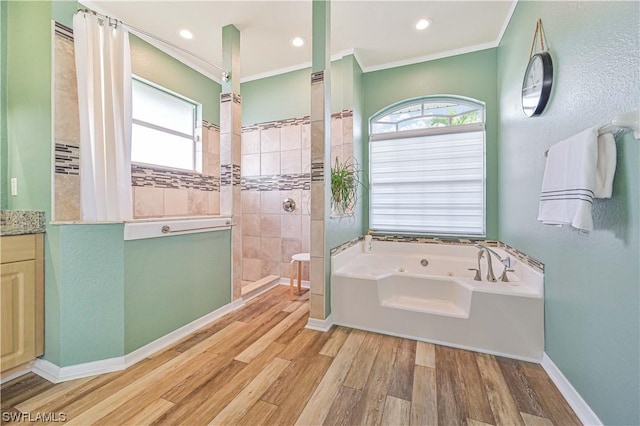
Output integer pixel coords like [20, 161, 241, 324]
[415, 18, 432, 31]
[290, 37, 306, 47]
[179, 29, 194, 40]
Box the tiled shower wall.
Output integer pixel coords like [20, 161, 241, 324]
[53, 26, 220, 221]
[240, 110, 353, 282]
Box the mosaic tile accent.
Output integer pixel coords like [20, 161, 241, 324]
[233, 93, 242, 104]
[311, 71, 324, 84]
[54, 22, 74, 41]
[0, 210, 46, 236]
[202, 120, 220, 132]
[232, 164, 241, 185]
[221, 164, 232, 186]
[221, 164, 241, 186]
[55, 142, 80, 175]
[371, 234, 496, 246]
[498, 242, 545, 272]
[241, 173, 310, 191]
[360, 235, 544, 273]
[131, 163, 219, 191]
[311, 162, 325, 182]
[241, 109, 352, 133]
[330, 235, 364, 255]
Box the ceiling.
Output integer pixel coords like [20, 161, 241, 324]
[82, 0, 516, 83]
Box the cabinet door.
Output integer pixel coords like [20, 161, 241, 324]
[1, 260, 36, 371]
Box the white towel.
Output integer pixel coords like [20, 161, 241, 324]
[538, 127, 599, 232]
[594, 132, 617, 198]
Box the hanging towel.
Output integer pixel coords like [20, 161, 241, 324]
[538, 127, 599, 232]
[594, 132, 617, 198]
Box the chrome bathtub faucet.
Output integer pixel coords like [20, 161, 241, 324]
[474, 243, 511, 283]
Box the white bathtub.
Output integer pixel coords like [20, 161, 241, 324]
[331, 240, 544, 361]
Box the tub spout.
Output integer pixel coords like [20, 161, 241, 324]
[476, 246, 497, 282]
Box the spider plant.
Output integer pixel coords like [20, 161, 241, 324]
[330, 156, 365, 217]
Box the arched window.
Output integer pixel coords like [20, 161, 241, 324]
[369, 96, 485, 236]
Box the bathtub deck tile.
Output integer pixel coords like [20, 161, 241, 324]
[2, 286, 579, 426]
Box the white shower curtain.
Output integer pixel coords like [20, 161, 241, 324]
[73, 12, 132, 221]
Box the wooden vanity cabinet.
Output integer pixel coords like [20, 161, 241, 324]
[1, 234, 44, 374]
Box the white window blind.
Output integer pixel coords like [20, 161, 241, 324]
[131, 78, 200, 172]
[369, 130, 485, 236]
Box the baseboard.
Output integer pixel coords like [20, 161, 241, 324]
[124, 298, 244, 366]
[278, 277, 310, 288]
[306, 314, 334, 332]
[31, 299, 245, 384]
[541, 353, 602, 426]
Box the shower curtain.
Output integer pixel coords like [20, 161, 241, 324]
[73, 12, 132, 221]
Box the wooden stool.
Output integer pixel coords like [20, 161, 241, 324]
[289, 252, 310, 301]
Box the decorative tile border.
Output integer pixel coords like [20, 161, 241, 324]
[311, 162, 324, 182]
[498, 242, 545, 272]
[131, 164, 219, 191]
[55, 142, 80, 175]
[311, 71, 324, 84]
[371, 234, 495, 246]
[347, 234, 545, 273]
[330, 235, 363, 255]
[54, 22, 74, 41]
[241, 173, 310, 191]
[220, 164, 232, 186]
[241, 109, 352, 133]
[221, 164, 241, 186]
[202, 120, 220, 132]
[0, 210, 46, 236]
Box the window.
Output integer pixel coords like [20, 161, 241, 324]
[369, 97, 485, 236]
[131, 77, 201, 172]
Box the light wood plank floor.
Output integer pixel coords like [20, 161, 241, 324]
[1, 286, 581, 425]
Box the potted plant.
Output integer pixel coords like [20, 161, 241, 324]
[330, 156, 365, 217]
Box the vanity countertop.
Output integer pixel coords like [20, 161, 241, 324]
[0, 210, 46, 236]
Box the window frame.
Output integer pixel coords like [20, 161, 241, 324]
[368, 95, 487, 237]
[131, 75, 202, 173]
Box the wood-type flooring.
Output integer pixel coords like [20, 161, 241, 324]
[1, 286, 580, 425]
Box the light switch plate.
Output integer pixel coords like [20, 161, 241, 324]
[10, 178, 17, 196]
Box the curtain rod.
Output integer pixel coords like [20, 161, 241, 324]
[76, 8, 230, 80]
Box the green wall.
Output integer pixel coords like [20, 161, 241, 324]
[1, 0, 7, 210]
[56, 225, 125, 365]
[124, 231, 231, 353]
[130, 35, 221, 125]
[497, 2, 639, 424]
[6, 1, 53, 214]
[325, 55, 365, 317]
[362, 48, 499, 239]
[240, 56, 353, 126]
[45, 224, 232, 367]
[4, 1, 230, 367]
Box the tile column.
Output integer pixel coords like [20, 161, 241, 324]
[309, 0, 331, 320]
[220, 24, 243, 300]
